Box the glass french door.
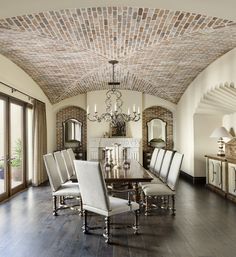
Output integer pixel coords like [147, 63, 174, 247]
[0, 97, 7, 200]
[0, 95, 27, 201]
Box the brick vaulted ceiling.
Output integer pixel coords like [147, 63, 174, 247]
[0, 7, 236, 104]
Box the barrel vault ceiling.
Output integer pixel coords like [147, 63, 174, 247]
[0, 6, 236, 104]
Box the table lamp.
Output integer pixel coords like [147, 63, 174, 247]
[210, 126, 232, 156]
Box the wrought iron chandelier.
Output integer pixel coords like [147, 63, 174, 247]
[87, 60, 140, 126]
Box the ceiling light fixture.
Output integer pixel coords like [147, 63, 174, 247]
[87, 60, 140, 126]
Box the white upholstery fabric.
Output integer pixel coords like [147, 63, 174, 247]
[109, 197, 139, 216]
[74, 160, 139, 217]
[62, 149, 74, 177]
[43, 154, 63, 192]
[142, 183, 175, 196]
[159, 150, 174, 182]
[74, 161, 110, 213]
[54, 151, 70, 183]
[83, 197, 139, 217]
[53, 184, 80, 196]
[67, 148, 76, 174]
[149, 148, 159, 172]
[166, 152, 184, 190]
[153, 149, 165, 175]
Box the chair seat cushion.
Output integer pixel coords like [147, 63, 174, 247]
[53, 184, 80, 196]
[139, 171, 163, 187]
[109, 196, 139, 216]
[142, 183, 175, 196]
[83, 196, 139, 217]
[140, 176, 162, 187]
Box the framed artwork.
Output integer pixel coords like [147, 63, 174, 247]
[111, 120, 126, 137]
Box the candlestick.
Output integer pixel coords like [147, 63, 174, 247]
[133, 104, 136, 112]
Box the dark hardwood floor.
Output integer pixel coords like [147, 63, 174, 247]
[1, 179, 236, 257]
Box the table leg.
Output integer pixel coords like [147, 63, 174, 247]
[134, 182, 140, 204]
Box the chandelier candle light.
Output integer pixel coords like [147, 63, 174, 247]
[87, 60, 140, 125]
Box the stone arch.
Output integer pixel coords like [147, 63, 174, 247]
[142, 106, 174, 152]
[56, 106, 87, 156]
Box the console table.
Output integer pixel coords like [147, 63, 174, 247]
[205, 154, 236, 202]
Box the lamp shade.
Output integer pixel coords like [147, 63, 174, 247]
[210, 126, 232, 138]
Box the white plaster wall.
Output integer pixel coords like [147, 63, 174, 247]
[87, 90, 142, 139]
[143, 93, 176, 112]
[52, 93, 86, 114]
[0, 54, 55, 152]
[52, 90, 176, 164]
[193, 114, 222, 177]
[223, 113, 236, 137]
[176, 47, 236, 176]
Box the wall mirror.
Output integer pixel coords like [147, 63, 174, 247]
[63, 119, 82, 146]
[147, 118, 167, 148]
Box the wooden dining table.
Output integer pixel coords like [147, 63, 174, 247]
[100, 159, 153, 203]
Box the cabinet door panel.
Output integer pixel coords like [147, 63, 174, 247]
[214, 161, 222, 189]
[208, 160, 215, 186]
[228, 163, 236, 196]
[208, 159, 222, 189]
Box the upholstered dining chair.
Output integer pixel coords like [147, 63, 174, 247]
[153, 148, 166, 176]
[149, 148, 159, 172]
[67, 148, 76, 174]
[74, 160, 140, 243]
[140, 150, 174, 187]
[54, 151, 71, 184]
[157, 150, 175, 183]
[61, 149, 77, 181]
[43, 153, 81, 216]
[142, 152, 183, 216]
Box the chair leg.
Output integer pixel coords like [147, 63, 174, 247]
[133, 210, 139, 234]
[53, 195, 58, 216]
[145, 195, 148, 216]
[172, 195, 176, 216]
[82, 210, 88, 233]
[80, 197, 83, 216]
[104, 216, 110, 243]
[59, 196, 65, 206]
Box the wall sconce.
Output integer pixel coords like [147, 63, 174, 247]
[210, 126, 232, 156]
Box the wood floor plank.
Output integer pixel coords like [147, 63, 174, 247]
[1, 179, 236, 257]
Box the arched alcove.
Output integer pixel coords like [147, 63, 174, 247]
[56, 106, 87, 159]
[142, 106, 174, 153]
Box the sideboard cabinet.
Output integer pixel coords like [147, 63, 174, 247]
[205, 155, 236, 202]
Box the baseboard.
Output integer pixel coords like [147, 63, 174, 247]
[180, 170, 206, 185]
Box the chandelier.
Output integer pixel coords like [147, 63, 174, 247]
[87, 60, 140, 126]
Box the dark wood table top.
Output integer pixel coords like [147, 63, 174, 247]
[100, 159, 153, 183]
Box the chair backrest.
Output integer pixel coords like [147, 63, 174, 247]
[54, 151, 70, 183]
[43, 153, 61, 192]
[149, 148, 159, 172]
[159, 150, 174, 182]
[167, 152, 184, 190]
[67, 148, 76, 174]
[62, 149, 74, 177]
[74, 160, 110, 212]
[153, 149, 166, 175]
